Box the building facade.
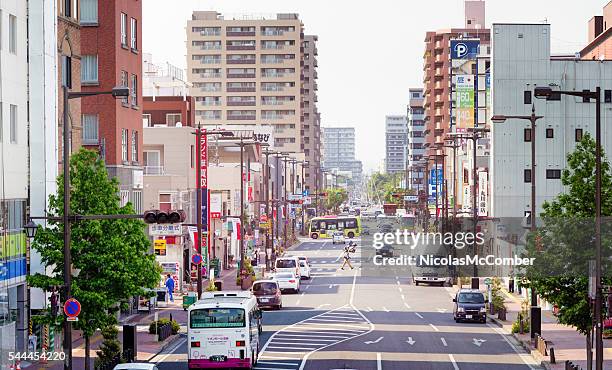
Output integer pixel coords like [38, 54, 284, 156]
[581, 1, 612, 60]
[322, 127, 362, 181]
[385, 115, 408, 175]
[186, 12, 304, 153]
[408, 89, 426, 191]
[300, 35, 321, 191]
[80, 0, 144, 213]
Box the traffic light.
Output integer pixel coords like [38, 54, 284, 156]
[143, 209, 186, 224]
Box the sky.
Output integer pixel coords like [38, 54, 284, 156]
[143, 0, 604, 172]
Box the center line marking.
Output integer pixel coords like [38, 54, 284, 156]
[449, 354, 459, 370]
[441, 337, 447, 346]
[377, 352, 382, 370]
[404, 302, 411, 309]
[415, 313, 424, 319]
[429, 323, 439, 332]
[400, 294, 405, 300]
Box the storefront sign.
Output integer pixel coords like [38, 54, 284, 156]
[154, 239, 167, 256]
[210, 192, 222, 219]
[478, 171, 488, 217]
[149, 224, 182, 236]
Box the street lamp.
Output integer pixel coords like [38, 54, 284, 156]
[491, 104, 544, 339]
[301, 161, 309, 236]
[24, 221, 38, 239]
[534, 86, 604, 370]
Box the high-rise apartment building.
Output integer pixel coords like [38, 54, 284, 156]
[186, 11, 305, 153]
[422, 0, 489, 155]
[385, 115, 408, 174]
[301, 35, 321, 191]
[408, 89, 426, 191]
[322, 127, 362, 181]
[80, 0, 144, 213]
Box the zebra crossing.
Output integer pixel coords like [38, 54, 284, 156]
[255, 305, 372, 370]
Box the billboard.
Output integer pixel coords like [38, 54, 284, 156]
[478, 171, 488, 217]
[455, 75, 475, 129]
[450, 40, 480, 60]
[428, 166, 443, 206]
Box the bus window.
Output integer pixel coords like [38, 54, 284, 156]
[326, 220, 337, 230]
[320, 221, 327, 230]
[345, 219, 357, 228]
[337, 221, 345, 230]
[190, 308, 245, 328]
[310, 220, 320, 231]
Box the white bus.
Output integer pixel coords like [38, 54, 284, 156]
[187, 291, 262, 369]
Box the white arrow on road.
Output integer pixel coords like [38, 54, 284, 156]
[406, 337, 416, 345]
[473, 338, 487, 347]
[364, 336, 384, 344]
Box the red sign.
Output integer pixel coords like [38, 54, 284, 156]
[199, 131, 208, 188]
[63, 298, 81, 318]
[260, 214, 268, 223]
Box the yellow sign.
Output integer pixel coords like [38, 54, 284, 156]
[154, 239, 167, 256]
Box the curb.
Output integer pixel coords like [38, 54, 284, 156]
[144, 333, 185, 362]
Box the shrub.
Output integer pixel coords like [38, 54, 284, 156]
[148, 318, 180, 335]
[205, 280, 217, 292]
[95, 325, 122, 368]
[511, 312, 530, 334]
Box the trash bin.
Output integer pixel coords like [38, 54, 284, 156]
[211, 258, 221, 278]
[214, 281, 222, 291]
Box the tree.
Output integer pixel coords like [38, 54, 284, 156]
[522, 133, 612, 364]
[367, 172, 403, 204]
[323, 188, 348, 213]
[28, 149, 161, 370]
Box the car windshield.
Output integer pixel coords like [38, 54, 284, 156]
[458, 293, 485, 304]
[253, 282, 278, 295]
[276, 259, 296, 268]
[190, 308, 245, 328]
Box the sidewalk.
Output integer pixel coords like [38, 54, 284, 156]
[488, 288, 612, 369]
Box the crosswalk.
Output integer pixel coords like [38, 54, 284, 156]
[255, 305, 372, 370]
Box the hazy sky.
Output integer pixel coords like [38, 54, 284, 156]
[143, 0, 604, 171]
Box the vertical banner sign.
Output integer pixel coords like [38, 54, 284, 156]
[450, 40, 480, 129]
[199, 130, 210, 256]
[485, 73, 491, 121]
[478, 171, 488, 217]
[455, 75, 475, 129]
[210, 192, 222, 219]
[428, 165, 443, 206]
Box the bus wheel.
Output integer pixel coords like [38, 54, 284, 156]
[311, 233, 319, 239]
[347, 232, 355, 238]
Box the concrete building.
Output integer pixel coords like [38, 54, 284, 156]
[186, 11, 304, 153]
[491, 23, 612, 218]
[301, 35, 321, 192]
[581, 1, 612, 60]
[143, 53, 191, 98]
[80, 0, 144, 213]
[422, 0, 489, 155]
[322, 127, 362, 182]
[385, 115, 408, 175]
[408, 89, 426, 192]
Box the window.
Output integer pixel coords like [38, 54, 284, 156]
[131, 130, 138, 162]
[144, 151, 160, 174]
[9, 104, 17, 144]
[82, 114, 99, 144]
[546, 169, 561, 179]
[62, 0, 71, 17]
[121, 129, 128, 162]
[131, 74, 137, 106]
[523, 128, 532, 142]
[159, 194, 172, 212]
[575, 128, 583, 142]
[606, 90, 612, 103]
[524, 169, 531, 183]
[120, 71, 128, 104]
[166, 113, 181, 126]
[130, 18, 137, 50]
[9, 15, 16, 54]
[62, 56, 72, 88]
[546, 128, 554, 138]
[120, 13, 127, 47]
[120, 190, 129, 207]
[142, 113, 151, 127]
[130, 190, 142, 213]
[81, 55, 98, 83]
[81, 0, 98, 24]
[191, 145, 194, 168]
[523, 90, 532, 104]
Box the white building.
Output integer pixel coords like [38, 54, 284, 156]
[491, 23, 612, 218]
[385, 115, 408, 174]
[143, 53, 190, 98]
[408, 89, 425, 192]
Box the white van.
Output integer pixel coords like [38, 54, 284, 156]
[187, 291, 262, 369]
[274, 256, 301, 277]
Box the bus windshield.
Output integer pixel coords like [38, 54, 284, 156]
[190, 308, 245, 328]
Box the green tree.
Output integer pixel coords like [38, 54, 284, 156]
[522, 133, 612, 362]
[367, 172, 403, 204]
[28, 149, 161, 370]
[323, 187, 348, 213]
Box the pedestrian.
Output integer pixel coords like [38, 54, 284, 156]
[165, 274, 175, 302]
[340, 243, 354, 270]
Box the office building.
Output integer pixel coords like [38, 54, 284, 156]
[322, 127, 362, 181]
[80, 0, 144, 213]
[186, 11, 304, 153]
[408, 89, 426, 191]
[581, 1, 612, 60]
[301, 35, 321, 191]
[385, 115, 408, 174]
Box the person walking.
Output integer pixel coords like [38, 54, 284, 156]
[165, 274, 175, 302]
[340, 243, 355, 270]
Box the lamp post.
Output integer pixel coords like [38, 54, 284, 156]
[301, 161, 309, 235]
[262, 147, 274, 271]
[534, 86, 603, 370]
[193, 126, 234, 296]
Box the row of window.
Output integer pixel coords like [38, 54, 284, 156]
[523, 128, 583, 142]
[193, 67, 296, 77]
[192, 54, 296, 63]
[195, 110, 296, 120]
[193, 81, 296, 92]
[192, 40, 296, 49]
[120, 12, 138, 51]
[191, 26, 296, 36]
[523, 169, 561, 181]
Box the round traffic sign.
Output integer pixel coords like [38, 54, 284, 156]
[63, 298, 81, 318]
[484, 278, 492, 285]
[192, 253, 203, 265]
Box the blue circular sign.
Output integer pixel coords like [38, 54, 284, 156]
[192, 254, 203, 265]
[64, 298, 81, 317]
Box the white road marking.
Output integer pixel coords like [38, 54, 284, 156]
[364, 336, 384, 344]
[449, 354, 459, 370]
[377, 352, 382, 370]
[329, 284, 333, 289]
[401, 294, 405, 300]
[316, 303, 331, 309]
[472, 338, 486, 347]
[441, 337, 448, 347]
[396, 281, 400, 286]
[404, 302, 411, 309]
[257, 361, 299, 366]
[437, 308, 447, 313]
[382, 306, 390, 312]
[406, 337, 415, 345]
[398, 287, 403, 293]
[415, 312, 424, 319]
[152, 335, 186, 364]
[429, 323, 440, 332]
[365, 306, 373, 312]
[487, 323, 538, 369]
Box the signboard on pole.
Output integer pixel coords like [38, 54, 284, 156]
[154, 239, 167, 256]
[404, 195, 418, 202]
[149, 224, 182, 236]
[210, 192, 222, 219]
[455, 75, 475, 129]
[428, 166, 443, 206]
[478, 171, 488, 217]
[64, 298, 81, 321]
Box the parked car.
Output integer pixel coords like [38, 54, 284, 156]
[271, 272, 301, 293]
[332, 230, 345, 244]
[453, 289, 487, 323]
[298, 259, 311, 280]
[113, 364, 159, 370]
[252, 280, 282, 310]
[275, 256, 301, 277]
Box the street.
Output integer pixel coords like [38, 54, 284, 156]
[152, 240, 541, 370]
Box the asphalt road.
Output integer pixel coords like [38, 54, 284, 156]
[153, 239, 541, 370]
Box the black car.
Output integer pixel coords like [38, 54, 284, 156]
[453, 289, 486, 323]
[376, 244, 394, 257]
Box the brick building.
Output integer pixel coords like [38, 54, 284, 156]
[80, 0, 144, 212]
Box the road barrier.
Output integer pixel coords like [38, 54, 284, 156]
[534, 333, 553, 357]
[158, 323, 173, 342]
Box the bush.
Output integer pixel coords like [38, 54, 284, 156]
[491, 277, 506, 312]
[95, 325, 122, 369]
[511, 312, 530, 334]
[205, 280, 217, 292]
[148, 318, 180, 335]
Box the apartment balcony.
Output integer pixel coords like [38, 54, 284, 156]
[262, 72, 293, 78]
[227, 87, 256, 92]
[261, 86, 286, 92]
[227, 73, 256, 78]
[198, 46, 222, 51]
[262, 44, 286, 50]
[200, 101, 222, 106]
[200, 59, 221, 65]
[227, 45, 255, 51]
[261, 100, 288, 106]
[227, 59, 256, 64]
[199, 73, 222, 79]
[227, 101, 256, 106]
[226, 31, 256, 37]
[261, 30, 285, 36]
[262, 114, 293, 120]
[198, 30, 221, 36]
[144, 166, 166, 176]
[198, 87, 221, 93]
[435, 40, 443, 49]
[262, 59, 285, 64]
[200, 115, 222, 121]
[227, 115, 256, 120]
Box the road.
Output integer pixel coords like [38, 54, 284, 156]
[153, 239, 541, 370]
